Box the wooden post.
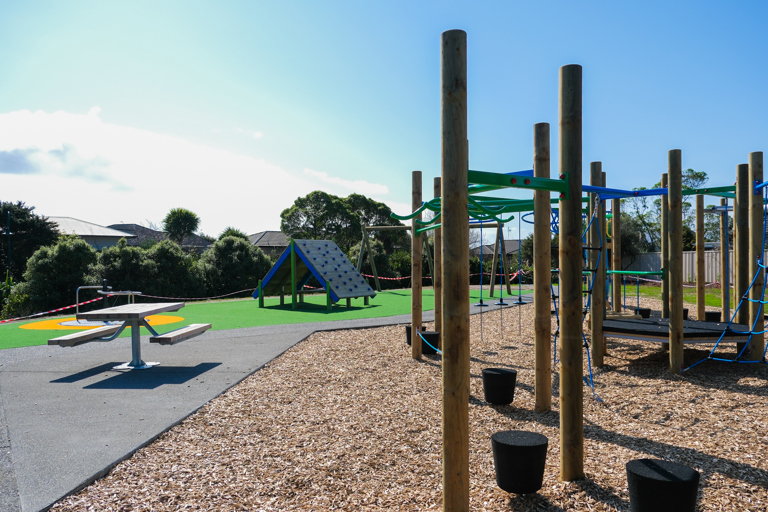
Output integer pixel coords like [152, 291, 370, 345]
[696, 195, 705, 320]
[357, 226, 366, 271]
[661, 173, 670, 318]
[590, 162, 604, 367]
[735, 164, 749, 327]
[558, 64, 583, 481]
[290, 240, 297, 310]
[500, 226, 513, 295]
[489, 227, 501, 297]
[612, 197, 622, 312]
[720, 198, 730, 321]
[749, 152, 765, 360]
[668, 150, 684, 374]
[412, 170, 423, 360]
[364, 232, 382, 292]
[533, 122, 552, 414]
[600, 171, 608, 356]
[434, 177, 443, 346]
[441, 29, 469, 512]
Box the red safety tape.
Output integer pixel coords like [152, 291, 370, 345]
[138, 288, 258, 301]
[0, 297, 105, 324]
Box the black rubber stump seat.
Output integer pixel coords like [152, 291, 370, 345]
[704, 310, 722, 322]
[404, 326, 439, 354]
[482, 368, 517, 405]
[634, 307, 651, 318]
[491, 430, 548, 494]
[626, 459, 700, 512]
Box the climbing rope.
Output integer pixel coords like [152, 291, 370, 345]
[683, 185, 768, 371]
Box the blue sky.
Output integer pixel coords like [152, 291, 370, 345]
[1, 1, 766, 242]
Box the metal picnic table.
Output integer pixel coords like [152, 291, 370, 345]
[62, 302, 211, 370]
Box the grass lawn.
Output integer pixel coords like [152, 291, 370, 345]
[0, 287, 530, 350]
[633, 284, 734, 309]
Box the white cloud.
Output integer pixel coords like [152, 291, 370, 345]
[0, 108, 317, 235]
[252, 131, 263, 139]
[302, 168, 388, 196]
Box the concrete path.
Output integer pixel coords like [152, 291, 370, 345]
[0, 299, 528, 511]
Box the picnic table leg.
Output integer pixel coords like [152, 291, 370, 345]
[113, 320, 159, 370]
[129, 320, 145, 368]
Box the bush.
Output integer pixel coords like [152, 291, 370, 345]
[146, 240, 205, 298]
[92, 239, 156, 293]
[1, 281, 32, 319]
[23, 236, 98, 312]
[199, 236, 271, 296]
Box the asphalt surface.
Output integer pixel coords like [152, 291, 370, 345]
[0, 298, 529, 511]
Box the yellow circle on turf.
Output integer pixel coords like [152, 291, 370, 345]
[20, 315, 185, 330]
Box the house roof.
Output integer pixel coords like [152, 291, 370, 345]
[471, 240, 521, 257]
[249, 230, 290, 247]
[107, 223, 212, 248]
[49, 217, 134, 238]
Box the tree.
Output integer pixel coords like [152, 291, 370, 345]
[162, 208, 200, 245]
[199, 236, 271, 295]
[345, 193, 409, 254]
[280, 191, 360, 252]
[23, 236, 98, 312]
[92, 238, 156, 293]
[0, 201, 59, 281]
[621, 169, 709, 253]
[146, 240, 204, 298]
[218, 227, 249, 241]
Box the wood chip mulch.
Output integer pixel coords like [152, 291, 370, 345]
[53, 297, 768, 511]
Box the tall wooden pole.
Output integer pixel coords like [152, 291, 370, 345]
[601, 171, 607, 356]
[559, 64, 583, 481]
[661, 173, 670, 318]
[434, 177, 443, 345]
[748, 152, 765, 360]
[735, 164, 749, 327]
[668, 150, 684, 374]
[490, 227, 500, 297]
[612, 197, 622, 312]
[411, 170, 423, 360]
[696, 195, 706, 320]
[441, 29, 469, 512]
[533, 122, 552, 414]
[720, 198, 730, 321]
[590, 162, 604, 367]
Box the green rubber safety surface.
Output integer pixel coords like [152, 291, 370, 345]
[0, 288, 531, 350]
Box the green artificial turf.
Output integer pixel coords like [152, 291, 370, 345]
[0, 288, 531, 350]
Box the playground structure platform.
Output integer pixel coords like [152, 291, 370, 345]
[603, 317, 750, 344]
[253, 239, 376, 310]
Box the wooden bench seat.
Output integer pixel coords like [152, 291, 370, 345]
[49, 325, 122, 347]
[150, 323, 212, 346]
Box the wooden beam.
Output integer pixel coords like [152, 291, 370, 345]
[499, 226, 513, 295]
[590, 162, 604, 367]
[661, 173, 669, 318]
[411, 170, 423, 360]
[600, 171, 608, 358]
[720, 198, 729, 321]
[749, 152, 765, 359]
[558, 64, 584, 481]
[434, 177, 443, 347]
[612, 197, 622, 312]
[668, 150, 684, 374]
[489, 225, 501, 297]
[696, 194, 705, 320]
[441, 29, 469, 512]
[735, 164, 749, 327]
[533, 122, 552, 414]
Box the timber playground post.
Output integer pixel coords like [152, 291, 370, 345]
[533, 122, 552, 414]
[668, 150, 684, 374]
[441, 29, 469, 512]
[412, 170, 423, 360]
[558, 63, 584, 481]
